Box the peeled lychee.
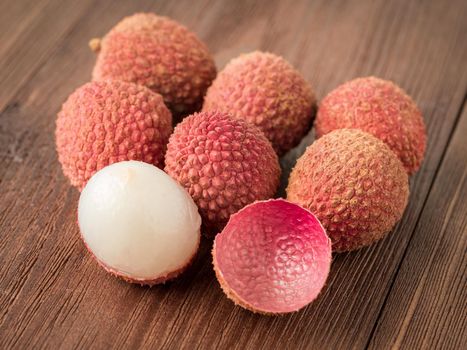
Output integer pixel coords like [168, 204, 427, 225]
[202, 51, 315, 155]
[287, 129, 409, 252]
[91, 13, 217, 118]
[315, 76, 426, 174]
[78, 161, 201, 285]
[212, 199, 332, 314]
[165, 111, 280, 234]
[56, 80, 172, 190]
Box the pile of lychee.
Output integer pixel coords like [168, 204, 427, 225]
[56, 13, 426, 314]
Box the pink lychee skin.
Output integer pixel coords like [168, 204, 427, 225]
[202, 51, 315, 155]
[79, 226, 200, 286]
[164, 111, 281, 234]
[56, 80, 172, 190]
[91, 13, 217, 118]
[315, 76, 426, 174]
[213, 199, 332, 314]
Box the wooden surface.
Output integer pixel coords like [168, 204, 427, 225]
[0, 0, 466, 349]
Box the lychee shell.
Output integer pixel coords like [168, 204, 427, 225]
[165, 111, 280, 234]
[203, 51, 315, 155]
[287, 129, 409, 252]
[212, 199, 332, 314]
[315, 76, 426, 174]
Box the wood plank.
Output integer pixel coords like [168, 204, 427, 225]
[0, 0, 99, 111]
[367, 102, 467, 350]
[0, 0, 466, 348]
[0, 0, 48, 53]
[0, 1, 162, 347]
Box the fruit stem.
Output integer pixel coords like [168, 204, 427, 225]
[89, 38, 101, 52]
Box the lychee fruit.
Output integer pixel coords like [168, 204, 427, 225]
[212, 199, 332, 314]
[202, 51, 315, 155]
[287, 129, 409, 252]
[78, 161, 201, 286]
[165, 111, 280, 234]
[55, 80, 172, 190]
[315, 76, 426, 174]
[90, 13, 217, 118]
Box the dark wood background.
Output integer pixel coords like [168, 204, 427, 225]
[1, 0, 466, 349]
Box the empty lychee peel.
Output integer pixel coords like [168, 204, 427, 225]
[212, 199, 332, 314]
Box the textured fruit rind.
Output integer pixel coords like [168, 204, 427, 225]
[92, 13, 217, 117]
[56, 80, 172, 190]
[287, 129, 409, 252]
[213, 199, 332, 314]
[203, 51, 315, 155]
[315, 76, 426, 174]
[165, 111, 280, 233]
[80, 227, 200, 286]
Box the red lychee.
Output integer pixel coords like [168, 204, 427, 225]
[287, 129, 409, 252]
[315, 76, 426, 174]
[56, 80, 172, 190]
[165, 111, 280, 233]
[203, 51, 315, 155]
[91, 13, 217, 118]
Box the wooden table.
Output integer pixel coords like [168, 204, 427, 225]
[1, 0, 466, 349]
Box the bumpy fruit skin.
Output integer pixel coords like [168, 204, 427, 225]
[287, 129, 409, 252]
[56, 81, 172, 190]
[165, 111, 280, 233]
[315, 76, 426, 174]
[202, 51, 315, 155]
[91, 13, 217, 118]
[213, 199, 332, 314]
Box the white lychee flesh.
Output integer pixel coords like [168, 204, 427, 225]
[78, 161, 201, 285]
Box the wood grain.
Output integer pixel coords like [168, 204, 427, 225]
[0, 0, 466, 349]
[0, 0, 98, 111]
[368, 102, 467, 350]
